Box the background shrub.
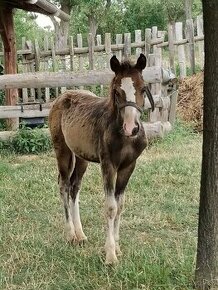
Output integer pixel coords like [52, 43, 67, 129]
[0, 127, 52, 154]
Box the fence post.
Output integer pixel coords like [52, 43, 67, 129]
[145, 28, 151, 57]
[124, 33, 131, 59]
[69, 36, 74, 72]
[77, 34, 84, 89]
[116, 34, 122, 61]
[186, 18, 195, 75]
[34, 39, 42, 99]
[43, 35, 50, 102]
[168, 23, 175, 73]
[51, 37, 58, 97]
[196, 15, 204, 69]
[26, 40, 36, 101]
[175, 22, 186, 78]
[105, 33, 112, 68]
[151, 26, 158, 53]
[135, 30, 142, 57]
[88, 33, 94, 70]
[21, 37, 28, 103]
[96, 34, 101, 47]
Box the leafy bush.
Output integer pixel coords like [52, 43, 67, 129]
[0, 127, 52, 154]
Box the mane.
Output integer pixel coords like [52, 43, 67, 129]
[119, 60, 135, 73]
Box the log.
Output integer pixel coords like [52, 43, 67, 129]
[143, 121, 172, 140]
[0, 122, 172, 141]
[0, 66, 164, 89]
[0, 94, 170, 119]
[0, 103, 51, 119]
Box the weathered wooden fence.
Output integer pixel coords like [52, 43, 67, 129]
[0, 15, 203, 134]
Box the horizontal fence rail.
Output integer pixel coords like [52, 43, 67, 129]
[0, 66, 172, 90]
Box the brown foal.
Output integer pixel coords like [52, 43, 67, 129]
[49, 54, 154, 264]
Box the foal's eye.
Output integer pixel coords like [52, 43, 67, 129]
[141, 88, 146, 95]
[115, 90, 120, 98]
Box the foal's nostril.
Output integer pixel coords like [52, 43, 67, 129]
[132, 123, 140, 136]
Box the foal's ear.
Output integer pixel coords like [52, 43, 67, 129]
[135, 53, 147, 71]
[110, 55, 121, 74]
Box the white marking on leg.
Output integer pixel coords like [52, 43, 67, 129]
[70, 193, 87, 242]
[114, 194, 125, 255]
[105, 195, 118, 264]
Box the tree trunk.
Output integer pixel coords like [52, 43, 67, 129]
[184, 0, 193, 20]
[88, 14, 98, 39]
[52, 1, 71, 50]
[195, 1, 218, 289]
[0, 8, 18, 130]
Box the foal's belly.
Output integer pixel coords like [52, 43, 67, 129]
[62, 124, 100, 162]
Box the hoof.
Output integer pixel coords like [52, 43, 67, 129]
[105, 253, 118, 265]
[77, 236, 88, 246]
[67, 236, 78, 245]
[115, 245, 122, 256]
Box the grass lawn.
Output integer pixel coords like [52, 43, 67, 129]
[0, 124, 202, 290]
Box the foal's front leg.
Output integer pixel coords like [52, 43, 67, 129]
[114, 161, 136, 255]
[101, 161, 118, 264]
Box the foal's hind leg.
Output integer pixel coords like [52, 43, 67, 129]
[69, 157, 88, 244]
[114, 161, 136, 255]
[55, 144, 76, 243]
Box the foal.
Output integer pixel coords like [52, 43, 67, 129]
[49, 54, 154, 264]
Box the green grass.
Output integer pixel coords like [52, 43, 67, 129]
[0, 123, 202, 290]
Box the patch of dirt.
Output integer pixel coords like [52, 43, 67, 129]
[177, 72, 203, 131]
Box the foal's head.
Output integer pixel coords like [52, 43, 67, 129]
[110, 54, 151, 137]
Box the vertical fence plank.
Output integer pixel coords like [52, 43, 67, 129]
[169, 90, 178, 125]
[145, 28, 151, 57]
[151, 26, 158, 53]
[197, 15, 204, 69]
[148, 53, 159, 122]
[116, 34, 123, 61]
[105, 33, 112, 68]
[88, 33, 94, 70]
[168, 23, 175, 73]
[26, 40, 35, 101]
[43, 35, 50, 102]
[135, 30, 142, 57]
[77, 34, 83, 71]
[96, 34, 104, 95]
[69, 36, 74, 71]
[175, 22, 186, 78]
[34, 39, 42, 99]
[21, 37, 28, 103]
[186, 18, 195, 75]
[124, 33, 131, 59]
[96, 34, 101, 47]
[51, 37, 58, 97]
[77, 34, 84, 89]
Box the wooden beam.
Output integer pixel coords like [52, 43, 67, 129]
[0, 121, 172, 141]
[0, 7, 18, 130]
[0, 66, 165, 89]
[0, 94, 171, 119]
[0, 11, 10, 52]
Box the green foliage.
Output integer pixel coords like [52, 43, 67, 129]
[0, 91, 6, 131]
[14, 10, 51, 48]
[69, 0, 202, 37]
[123, 0, 167, 32]
[0, 127, 52, 154]
[0, 90, 5, 105]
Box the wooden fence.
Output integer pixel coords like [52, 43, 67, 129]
[0, 15, 203, 103]
[0, 15, 203, 133]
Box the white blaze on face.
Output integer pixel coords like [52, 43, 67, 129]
[120, 77, 139, 136]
